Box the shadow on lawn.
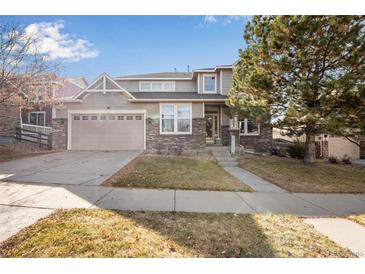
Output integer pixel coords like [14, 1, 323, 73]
[114, 210, 276, 258]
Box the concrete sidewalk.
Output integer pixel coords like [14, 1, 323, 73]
[305, 218, 365, 258]
[1, 181, 365, 243]
[1, 181, 364, 216]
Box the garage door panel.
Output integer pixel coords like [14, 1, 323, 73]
[70, 114, 144, 150]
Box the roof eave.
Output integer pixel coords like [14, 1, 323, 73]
[128, 98, 226, 102]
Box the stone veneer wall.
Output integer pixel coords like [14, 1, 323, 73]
[146, 118, 206, 154]
[239, 121, 273, 153]
[221, 125, 230, 146]
[52, 118, 67, 150]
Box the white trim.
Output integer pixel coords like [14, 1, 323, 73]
[159, 103, 192, 135]
[67, 109, 146, 150]
[139, 81, 176, 92]
[197, 74, 200, 93]
[220, 70, 223, 95]
[73, 73, 136, 100]
[28, 111, 46, 126]
[239, 119, 261, 136]
[202, 73, 217, 94]
[68, 109, 146, 114]
[202, 103, 205, 118]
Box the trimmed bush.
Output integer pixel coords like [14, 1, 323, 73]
[287, 141, 306, 159]
[328, 156, 339, 164]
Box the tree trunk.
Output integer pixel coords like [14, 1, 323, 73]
[304, 133, 316, 163]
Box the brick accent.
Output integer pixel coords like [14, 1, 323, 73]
[0, 104, 20, 138]
[239, 121, 273, 153]
[52, 118, 67, 150]
[146, 118, 206, 154]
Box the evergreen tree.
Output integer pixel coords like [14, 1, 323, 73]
[227, 16, 365, 163]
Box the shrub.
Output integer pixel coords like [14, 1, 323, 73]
[287, 141, 306, 159]
[328, 156, 339, 164]
[342, 154, 352, 165]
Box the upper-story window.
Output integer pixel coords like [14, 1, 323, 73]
[203, 74, 216, 93]
[139, 81, 175, 92]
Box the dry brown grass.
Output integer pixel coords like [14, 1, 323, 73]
[348, 214, 365, 227]
[0, 144, 51, 163]
[105, 155, 251, 191]
[0, 209, 354, 258]
[239, 155, 365, 193]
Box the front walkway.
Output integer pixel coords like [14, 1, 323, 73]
[209, 146, 286, 192]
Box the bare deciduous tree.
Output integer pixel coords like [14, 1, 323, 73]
[0, 20, 60, 107]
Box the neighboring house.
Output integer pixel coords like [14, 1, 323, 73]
[52, 65, 273, 153]
[20, 77, 88, 131]
[273, 128, 362, 160]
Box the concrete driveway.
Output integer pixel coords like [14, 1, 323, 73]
[0, 150, 142, 186]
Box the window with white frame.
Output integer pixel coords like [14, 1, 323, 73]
[160, 104, 191, 134]
[139, 81, 175, 92]
[203, 74, 216, 93]
[28, 111, 45, 126]
[239, 118, 260, 135]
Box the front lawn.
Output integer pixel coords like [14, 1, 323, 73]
[239, 155, 365, 193]
[105, 155, 251, 191]
[348, 214, 365, 227]
[0, 144, 50, 163]
[0, 209, 354, 258]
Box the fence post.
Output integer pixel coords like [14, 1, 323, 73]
[38, 132, 42, 148]
[47, 133, 53, 150]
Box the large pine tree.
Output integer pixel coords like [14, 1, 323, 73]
[227, 16, 365, 163]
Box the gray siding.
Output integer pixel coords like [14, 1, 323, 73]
[116, 80, 139, 92]
[54, 92, 204, 119]
[221, 70, 233, 95]
[116, 80, 196, 92]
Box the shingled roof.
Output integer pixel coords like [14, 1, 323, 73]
[129, 92, 226, 101]
[117, 72, 193, 79]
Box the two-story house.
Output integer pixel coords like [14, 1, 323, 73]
[52, 65, 272, 153]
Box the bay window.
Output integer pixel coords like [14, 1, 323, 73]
[160, 104, 192, 134]
[239, 118, 260, 136]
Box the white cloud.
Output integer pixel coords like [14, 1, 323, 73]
[203, 16, 218, 24]
[202, 15, 248, 26]
[25, 21, 99, 62]
[222, 16, 246, 25]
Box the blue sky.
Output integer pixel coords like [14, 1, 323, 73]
[2, 16, 249, 82]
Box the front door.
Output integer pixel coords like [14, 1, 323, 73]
[206, 113, 219, 142]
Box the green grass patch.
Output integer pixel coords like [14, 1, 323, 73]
[105, 155, 251, 191]
[239, 155, 365, 193]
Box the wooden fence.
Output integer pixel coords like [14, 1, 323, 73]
[15, 127, 52, 150]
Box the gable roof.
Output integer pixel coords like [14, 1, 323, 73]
[73, 73, 135, 100]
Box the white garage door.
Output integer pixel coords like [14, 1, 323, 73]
[70, 113, 144, 150]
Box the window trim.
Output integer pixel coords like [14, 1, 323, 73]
[139, 81, 176, 92]
[202, 73, 217, 94]
[159, 103, 192, 135]
[239, 118, 261, 136]
[28, 111, 46, 126]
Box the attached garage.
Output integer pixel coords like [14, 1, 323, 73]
[68, 111, 145, 150]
